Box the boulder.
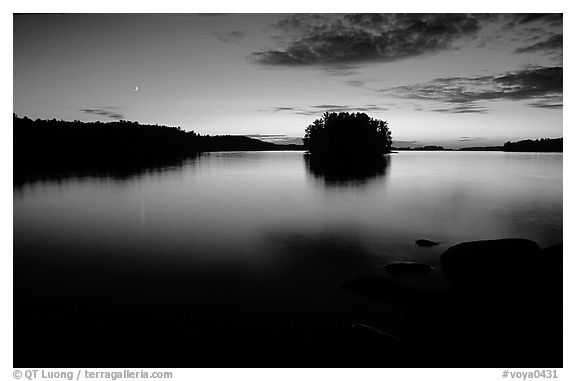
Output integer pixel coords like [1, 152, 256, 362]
[540, 243, 563, 300]
[415, 239, 439, 247]
[402, 289, 561, 367]
[440, 238, 541, 291]
[542, 243, 562, 269]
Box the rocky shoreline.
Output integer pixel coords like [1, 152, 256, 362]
[342, 238, 563, 367]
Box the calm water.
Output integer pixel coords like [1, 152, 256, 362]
[14, 151, 563, 365]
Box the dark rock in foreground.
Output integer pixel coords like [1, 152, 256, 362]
[384, 262, 434, 276]
[341, 276, 428, 305]
[345, 238, 562, 367]
[540, 244, 563, 302]
[542, 243, 563, 268]
[440, 238, 541, 291]
[415, 239, 439, 247]
[402, 288, 562, 367]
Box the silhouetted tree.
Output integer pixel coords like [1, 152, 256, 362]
[303, 112, 392, 157]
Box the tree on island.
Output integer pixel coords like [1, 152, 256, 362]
[303, 112, 392, 157]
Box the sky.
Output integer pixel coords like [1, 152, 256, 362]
[13, 13, 563, 148]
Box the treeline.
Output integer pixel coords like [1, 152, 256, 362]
[392, 145, 451, 151]
[14, 115, 302, 175]
[503, 138, 562, 152]
[392, 139, 563, 152]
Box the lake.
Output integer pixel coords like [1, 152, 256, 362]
[14, 151, 563, 366]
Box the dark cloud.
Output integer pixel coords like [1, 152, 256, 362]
[345, 80, 365, 87]
[431, 103, 488, 114]
[259, 103, 391, 116]
[261, 107, 295, 112]
[528, 98, 563, 109]
[494, 66, 562, 99]
[311, 104, 347, 109]
[275, 14, 331, 34]
[515, 34, 562, 55]
[214, 30, 245, 43]
[458, 136, 487, 142]
[80, 108, 124, 119]
[387, 66, 562, 111]
[194, 13, 235, 17]
[243, 134, 303, 145]
[507, 13, 562, 27]
[472, 14, 562, 54]
[252, 14, 485, 67]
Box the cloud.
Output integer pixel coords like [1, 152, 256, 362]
[458, 136, 487, 142]
[386, 66, 562, 111]
[515, 34, 562, 55]
[80, 108, 124, 119]
[528, 98, 563, 109]
[252, 13, 486, 67]
[345, 80, 365, 87]
[430, 103, 488, 114]
[214, 30, 245, 43]
[260, 104, 391, 116]
[262, 107, 295, 112]
[194, 13, 235, 17]
[275, 14, 332, 34]
[243, 134, 303, 145]
[506, 13, 562, 27]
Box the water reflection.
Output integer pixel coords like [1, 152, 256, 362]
[304, 153, 390, 187]
[14, 155, 196, 192]
[13, 151, 562, 366]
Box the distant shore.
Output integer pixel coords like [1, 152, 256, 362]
[14, 115, 562, 179]
[13, 115, 304, 178]
[393, 138, 562, 152]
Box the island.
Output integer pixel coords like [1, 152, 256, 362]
[303, 111, 392, 157]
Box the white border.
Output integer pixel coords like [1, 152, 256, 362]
[4, 2, 573, 380]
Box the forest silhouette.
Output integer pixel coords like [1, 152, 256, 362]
[503, 138, 562, 152]
[13, 114, 302, 177]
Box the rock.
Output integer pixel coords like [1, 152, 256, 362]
[341, 276, 429, 304]
[540, 243, 563, 300]
[384, 262, 434, 276]
[542, 243, 562, 269]
[402, 289, 560, 367]
[415, 239, 439, 247]
[440, 238, 541, 291]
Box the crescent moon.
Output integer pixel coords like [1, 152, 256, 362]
[134, 86, 139, 92]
